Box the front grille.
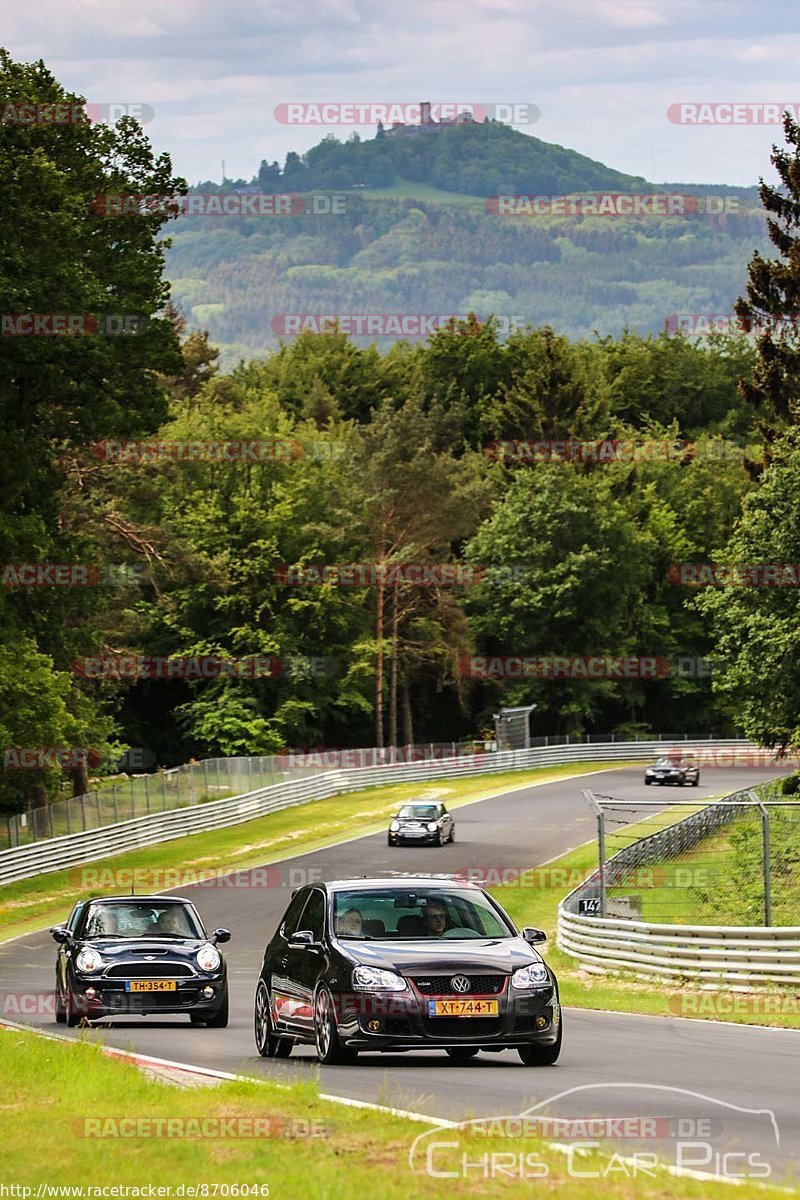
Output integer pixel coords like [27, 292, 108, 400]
[383, 1017, 414, 1035]
[105, 963, 194, 978]
[424, 1017, 501, 1038]
[412, 974, 506, 996]
[104, 990, 200, 1009]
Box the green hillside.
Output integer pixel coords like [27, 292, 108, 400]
[167, 123, 768, 367]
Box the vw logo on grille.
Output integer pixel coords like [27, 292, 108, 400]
[451, 975, 471, 993]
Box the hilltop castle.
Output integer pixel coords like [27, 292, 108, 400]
[377, 101, 477, 139]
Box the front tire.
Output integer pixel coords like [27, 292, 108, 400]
[205, 988, 230, 1027]
[518, 1017, 562, 1066]
[65, 992, 81, 1028]
[254, 981, 292, 1058]
[55, 987, 66, 1025]
[314, 987, 356, 1065]
[692, 777, 700, 787]
[446, 1046, 479, 1062]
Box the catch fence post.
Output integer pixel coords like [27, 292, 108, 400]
[752, 791, 772, 926]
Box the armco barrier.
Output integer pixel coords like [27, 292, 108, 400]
[0, 739, 769, 887]
[557, 908, 800, 985]
[557, 785, 800, 985]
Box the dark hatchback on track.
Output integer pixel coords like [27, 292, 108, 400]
[388, 800, 454, 846]
[51, 896, 231, 1027]
[254, 877, 561, 1065]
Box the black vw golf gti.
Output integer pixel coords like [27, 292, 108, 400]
[254, 877, 561, 1065]
[52, 896, 231, 1026]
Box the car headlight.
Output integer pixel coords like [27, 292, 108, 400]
[352, 966, 407, 991]
[390, 821, 400, 832]
[196, 944, 221, 972]
[76, 947, 103, 973]
[426, 822, 438, 832]
[511, 962, 550, 989]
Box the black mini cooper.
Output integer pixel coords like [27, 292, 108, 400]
[388, 800, 455, 846]
[254, 877, 561, 1065]
[51, 896, 231, 1027]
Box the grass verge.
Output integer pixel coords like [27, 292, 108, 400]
[0, 762, 625, 943]
[1, 1023, 791, 1196]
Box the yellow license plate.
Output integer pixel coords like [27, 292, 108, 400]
[428, 999, 499, 1017]
[125, 980, 177, 993]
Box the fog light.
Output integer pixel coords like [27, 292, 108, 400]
[85, 987, 97, 999]
[535, 1015, 548, 1029]
[202, 986, 215, 999]
[367, 1019, 382, 1032]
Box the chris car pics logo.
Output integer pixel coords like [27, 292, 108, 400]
[408, 1084, 779, 1181]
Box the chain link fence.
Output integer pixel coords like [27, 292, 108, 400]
[575, 779, 800, 927]
[0, 755, 321, 851]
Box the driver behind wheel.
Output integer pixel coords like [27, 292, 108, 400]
[421, 898, 452, 937]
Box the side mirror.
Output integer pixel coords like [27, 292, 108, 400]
[51, 927, 71, 944]
[522, 927, 547, 945]
[288, 930, 315, 947]
[211, 928, 231, 944]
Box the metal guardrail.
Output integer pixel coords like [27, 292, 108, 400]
[557, 909, 800, 985]
[557, 785, 800, 984]
[0, 738, 769, 887]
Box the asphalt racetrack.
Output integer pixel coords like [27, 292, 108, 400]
[2, 765, 798, 1180]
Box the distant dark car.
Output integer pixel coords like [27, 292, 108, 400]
[644, 756, 700, 787]
[254, 877, 561, 1066]
[51, 896, 231, 1027]
[388, 800, 454, 846]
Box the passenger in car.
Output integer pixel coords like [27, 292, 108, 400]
[337, 908, 364, 937]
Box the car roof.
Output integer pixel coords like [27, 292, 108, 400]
[79, 895, 194, 905]
[322, 877, 480, 891]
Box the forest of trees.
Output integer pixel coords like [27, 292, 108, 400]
[3, 51, 800, 814]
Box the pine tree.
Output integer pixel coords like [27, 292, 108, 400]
[735, 113, 800, 447]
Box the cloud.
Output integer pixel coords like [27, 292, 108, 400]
[0, 0, 794, 184]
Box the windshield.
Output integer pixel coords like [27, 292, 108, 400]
[81, 902, 203, 939]
[332, 888, 513, 940]
[654, 758, 681, 767]
[397, 804, 440, 819]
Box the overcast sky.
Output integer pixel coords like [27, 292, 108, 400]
[2, 0, 798, 186]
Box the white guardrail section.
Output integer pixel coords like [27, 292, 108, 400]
[557, 909, 800, 986]
[0, 738, 766, 887]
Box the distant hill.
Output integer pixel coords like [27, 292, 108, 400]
[232, 121, 653, 197]
[167, 124, 768, 367]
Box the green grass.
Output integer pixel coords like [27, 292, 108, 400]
[0, 763, 626, 943]
[1, 1023, 791, 1196]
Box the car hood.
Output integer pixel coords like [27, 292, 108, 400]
[338, 936, 543, 975]
[76, 938, 208, 962]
